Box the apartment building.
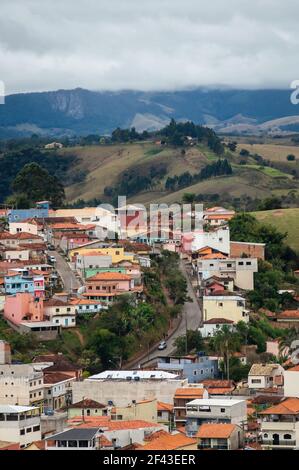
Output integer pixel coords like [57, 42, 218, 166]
[260, 398, 299, 450]
[0, 363, 44, 408]
[195, 256, 258, 291]
[185, 398, 247, 436]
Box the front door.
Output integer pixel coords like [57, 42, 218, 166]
[273, 434, 280, 446]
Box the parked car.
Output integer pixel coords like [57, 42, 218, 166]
[47, 244, 55, 251]
[158, 340, 167, 350]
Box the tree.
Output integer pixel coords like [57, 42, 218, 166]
[12, 162, 65, 207]
[174, 330, 204, 355]
[209, 326, 241, 380]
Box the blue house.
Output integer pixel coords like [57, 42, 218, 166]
[8, 201, 50, 223]
[157, 353, 219, 383]
[4, 273, 35, 295]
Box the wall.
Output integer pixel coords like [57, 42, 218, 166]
[230, 241, 265, 260]
[284, 370, 299, 397]
[203, 296, 249, 324]
[72, 379, 187, 407]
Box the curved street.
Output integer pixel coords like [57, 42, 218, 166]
[127, 258, 203, 368]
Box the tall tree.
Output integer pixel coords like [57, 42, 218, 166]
[12, 162, 65, 208]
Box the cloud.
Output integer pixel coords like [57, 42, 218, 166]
[0, 0, 299, 94]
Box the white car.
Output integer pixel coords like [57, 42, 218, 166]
[158, 340, 167, 350]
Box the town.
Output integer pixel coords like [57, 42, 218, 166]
[0, 200, 298, 451]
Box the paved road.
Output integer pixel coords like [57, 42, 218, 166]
[53, 251, 82, 293]
[128, 258, 202, 368]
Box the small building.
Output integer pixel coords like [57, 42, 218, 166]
[68, 398, 107, 419]
[0, 405, 41, 448]
[157, 354, 218, 383]
[157, 402, 174, 431]
[198, 318, 234, 338]
[196, 423, 244, 450]
[45, 427, 99, 450]
[248, 363, 284, 390]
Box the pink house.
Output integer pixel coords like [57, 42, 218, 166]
[84, 272, 142, 304]
[4, 293, 44, 325]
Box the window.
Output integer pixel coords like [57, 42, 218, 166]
[33, 425, 40, 432]
[246, 261, 251, 266]
[263, 433, 268, 438]
[55, 308, 60, 312]
[238, 262, 244, 266]
[20, 429, 25, 435]
[220, 408, 226, 413]
[26, 427, 32, 433]
[284, 434, 292, 440]
[251, 379, 261, 384]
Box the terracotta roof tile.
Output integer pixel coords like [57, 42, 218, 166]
[174, 387, 206, 399]
[196, 423, 236, 439]
[137, 433, 197, 450]
[86, 272, 132, 281]
[259, 398, 299, 415]
[157, 402, 174, 412]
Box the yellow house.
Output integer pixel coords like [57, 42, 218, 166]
[110, 399, 157, 423]
[69, 246, 135, 264]
[203, 295, 250, 324]
[68, 398, 107, 419]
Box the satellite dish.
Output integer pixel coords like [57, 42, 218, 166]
[77, 286, 86, 295]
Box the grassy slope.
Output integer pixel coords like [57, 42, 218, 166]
[61, 142, 298, 205]
[252, 208, 299, 252]
[236, 143, 299, 162]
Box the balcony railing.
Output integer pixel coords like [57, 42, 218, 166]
[262, 439, 296, 447]
[198, 443, 229, 450]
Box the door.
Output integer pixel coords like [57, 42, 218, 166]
[273, 434, 280, 446]
[65, 318, 69, 327]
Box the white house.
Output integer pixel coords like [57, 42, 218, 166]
[248, 363, 284, 390]
[198, 318, 235, 338]
[0, 405, 41, 448]
[191, 226, 230, 255]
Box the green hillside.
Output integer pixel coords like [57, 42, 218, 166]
[252, 208, 299, 252]
[61, 141, 299, 206]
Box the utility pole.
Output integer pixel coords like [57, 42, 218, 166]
[185, 313, 188, 355]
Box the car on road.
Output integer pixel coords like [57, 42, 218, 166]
[158, 340, 167, 350]
[47, 244, 55, 251]
[47, 255, 56, 264]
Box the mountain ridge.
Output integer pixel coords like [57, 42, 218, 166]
[0, 87, 299, 137]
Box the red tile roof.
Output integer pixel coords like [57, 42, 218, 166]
[137, 433, 197, 450]
[174, 387, 206, 399]
[86, 272, 132, 281]
[196, 423, 236, 439]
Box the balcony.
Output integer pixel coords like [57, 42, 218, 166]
[262, 439, 296, 448]
[262, 421, 297, 431]
[198, 443, 228, 450]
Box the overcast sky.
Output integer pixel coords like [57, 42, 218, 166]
[1, 0, 299, 94]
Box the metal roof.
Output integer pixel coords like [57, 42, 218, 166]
[46, 427, 99, 441]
